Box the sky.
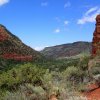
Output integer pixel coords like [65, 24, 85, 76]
[0, 0, 100, 51]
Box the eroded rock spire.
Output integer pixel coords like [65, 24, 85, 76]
[92, 14, 100, 56]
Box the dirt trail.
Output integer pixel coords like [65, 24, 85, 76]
[83, 84, 100, 100]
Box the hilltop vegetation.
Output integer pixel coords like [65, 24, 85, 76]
[0, 25, 42, 61]
[41, 41, 91, 59]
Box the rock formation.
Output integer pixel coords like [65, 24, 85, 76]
[92, 14, 100, 56]
[89, 15, 100, 88]
[0, 24, 41, 61]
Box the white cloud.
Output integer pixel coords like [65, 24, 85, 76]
[64, 2, 71, 8]
[0, 0, 9, 6]
[54, 28, 60, 33]
[41, 2, 48, 7]
[64, 20, 69, 25]
[85, 6, 98, 16]
[77, 6, 100, 24]
[34, 46, 45, 51]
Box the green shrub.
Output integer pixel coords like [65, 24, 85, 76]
[0, 63, 46, 91]
[62, 66, 85, 86]
[4, 84, 47, 100]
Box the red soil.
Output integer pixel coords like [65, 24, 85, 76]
[83, 84, 100, 100]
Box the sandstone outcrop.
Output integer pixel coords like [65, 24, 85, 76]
[92, 14, 100, 56]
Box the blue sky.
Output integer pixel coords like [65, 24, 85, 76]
[0, 0, 100, 50]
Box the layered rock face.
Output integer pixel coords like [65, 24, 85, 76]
[0, 25, 41, 61]
[92, 15, 100, 56]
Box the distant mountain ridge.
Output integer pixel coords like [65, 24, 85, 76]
[41, 41, 92, 59]
[0, 24, 41, 61]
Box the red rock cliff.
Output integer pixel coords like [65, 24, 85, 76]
[92, 14, 100, 56]
[0, 25, 41, 61]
